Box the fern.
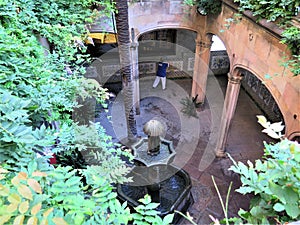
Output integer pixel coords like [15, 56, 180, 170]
[180, 97, 199, 118]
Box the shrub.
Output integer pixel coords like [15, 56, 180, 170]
[227, 116, 300, 224]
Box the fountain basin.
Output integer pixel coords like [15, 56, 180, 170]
[117, 164, 193, 224]
[132, 137, 176, 166]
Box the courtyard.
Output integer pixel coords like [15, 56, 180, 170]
[0, 0, 299, 224]
[96, 74, 273, 224]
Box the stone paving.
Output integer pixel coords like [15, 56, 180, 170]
[96, 74, 272, 224]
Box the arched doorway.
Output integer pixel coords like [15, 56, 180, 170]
[240, 69, 284, 124]
[137, 28, 197, 80]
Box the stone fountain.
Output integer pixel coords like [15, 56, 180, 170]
[117, 120, 193, 223]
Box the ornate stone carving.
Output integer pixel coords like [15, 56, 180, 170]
[228, 73, 243, 84]
[196, 40, 212, 49]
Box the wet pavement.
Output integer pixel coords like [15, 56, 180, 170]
[95, 74, 272, 224]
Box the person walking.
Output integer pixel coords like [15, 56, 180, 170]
[152, 59, 169, 90]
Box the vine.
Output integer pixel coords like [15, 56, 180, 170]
[233, 0, 300, 76]
[183, 0, 222, 15]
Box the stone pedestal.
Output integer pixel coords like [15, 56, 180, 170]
[148, 136, 161, 155]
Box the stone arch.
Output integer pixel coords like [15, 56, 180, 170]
[136, 28, 199, 82]
[207, 33, 230, 75]
[288, 132, 300, 143]
[133, 25, 199, 43]
[233, 65, 285, 124]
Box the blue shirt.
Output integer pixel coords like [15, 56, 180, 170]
[156, 62, 169, 77]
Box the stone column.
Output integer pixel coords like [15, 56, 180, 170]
[215, 71, 243, 157]
[130, 42, 140, 115]
[191, 33, 213, 103]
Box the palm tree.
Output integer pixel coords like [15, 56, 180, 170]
[115, 0, 137, 141]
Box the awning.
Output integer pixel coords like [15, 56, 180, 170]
[87, 32, 117, 44]
[86, 12, 117, 44]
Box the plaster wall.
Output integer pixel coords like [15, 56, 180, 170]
[128, 0, 300, 138]
[128, 1, 206, 40]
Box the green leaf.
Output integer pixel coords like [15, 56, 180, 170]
[132, 213, 144, 220]
[13, 215, 25, 225]
[52, 217, 68, 225]
[269, 121, 284, 132]
[144, 202, 160, 210]
[162, 214, 174, 225]
[273, 203, 285, 212]
[19, 200, 29, 214]
[236, 186, 255, 194]
[144, 215, 157, 223]
[8, 193, 21, 204]
[138, 194, 152, 205]
[261, 217, 270, 225]
[256, 115, 269, 128]
[17, 185, 33, 200]
[31, 203, 42, 216]
[285, 203, 300, 219]
[249, 206, 267, 218]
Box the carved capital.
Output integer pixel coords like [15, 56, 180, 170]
[196, 40, 212, 49]
[216, 149, 227, 158]
[130, 42, 139, 49]
[228, 72, 243, 84]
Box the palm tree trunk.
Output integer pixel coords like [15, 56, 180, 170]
[115, 0, 137, 141]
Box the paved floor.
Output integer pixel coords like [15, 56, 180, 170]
[96, 74, 273, 224]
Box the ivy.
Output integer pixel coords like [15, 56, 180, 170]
[183, 0, 222, 15]
[233, 0, 299, 23]
[280, 26, 300, 76]
[232, 0, 300, 76]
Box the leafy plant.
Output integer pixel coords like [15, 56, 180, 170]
[0, 168, 56, 225]
[0, 91, 55, 172]
[220, 13, 243, 32]
[183, 0, 222, 15]
[1, 165, 177, 225]
[233, 0, 299, 23]
[0, 164, 135, 225]
[196, 0, 222, 15]
[211, 176, 232, 225]
[256, 115, 284, 139]
[132, 194, 174, 225]
[53, 122, 133, 183]
[281, 26, 300, 56]
[180, 97, 200, 118]
[281, 55, 300, 76]
[226, 116, 300, 224]
[280, 26, 300, 76]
